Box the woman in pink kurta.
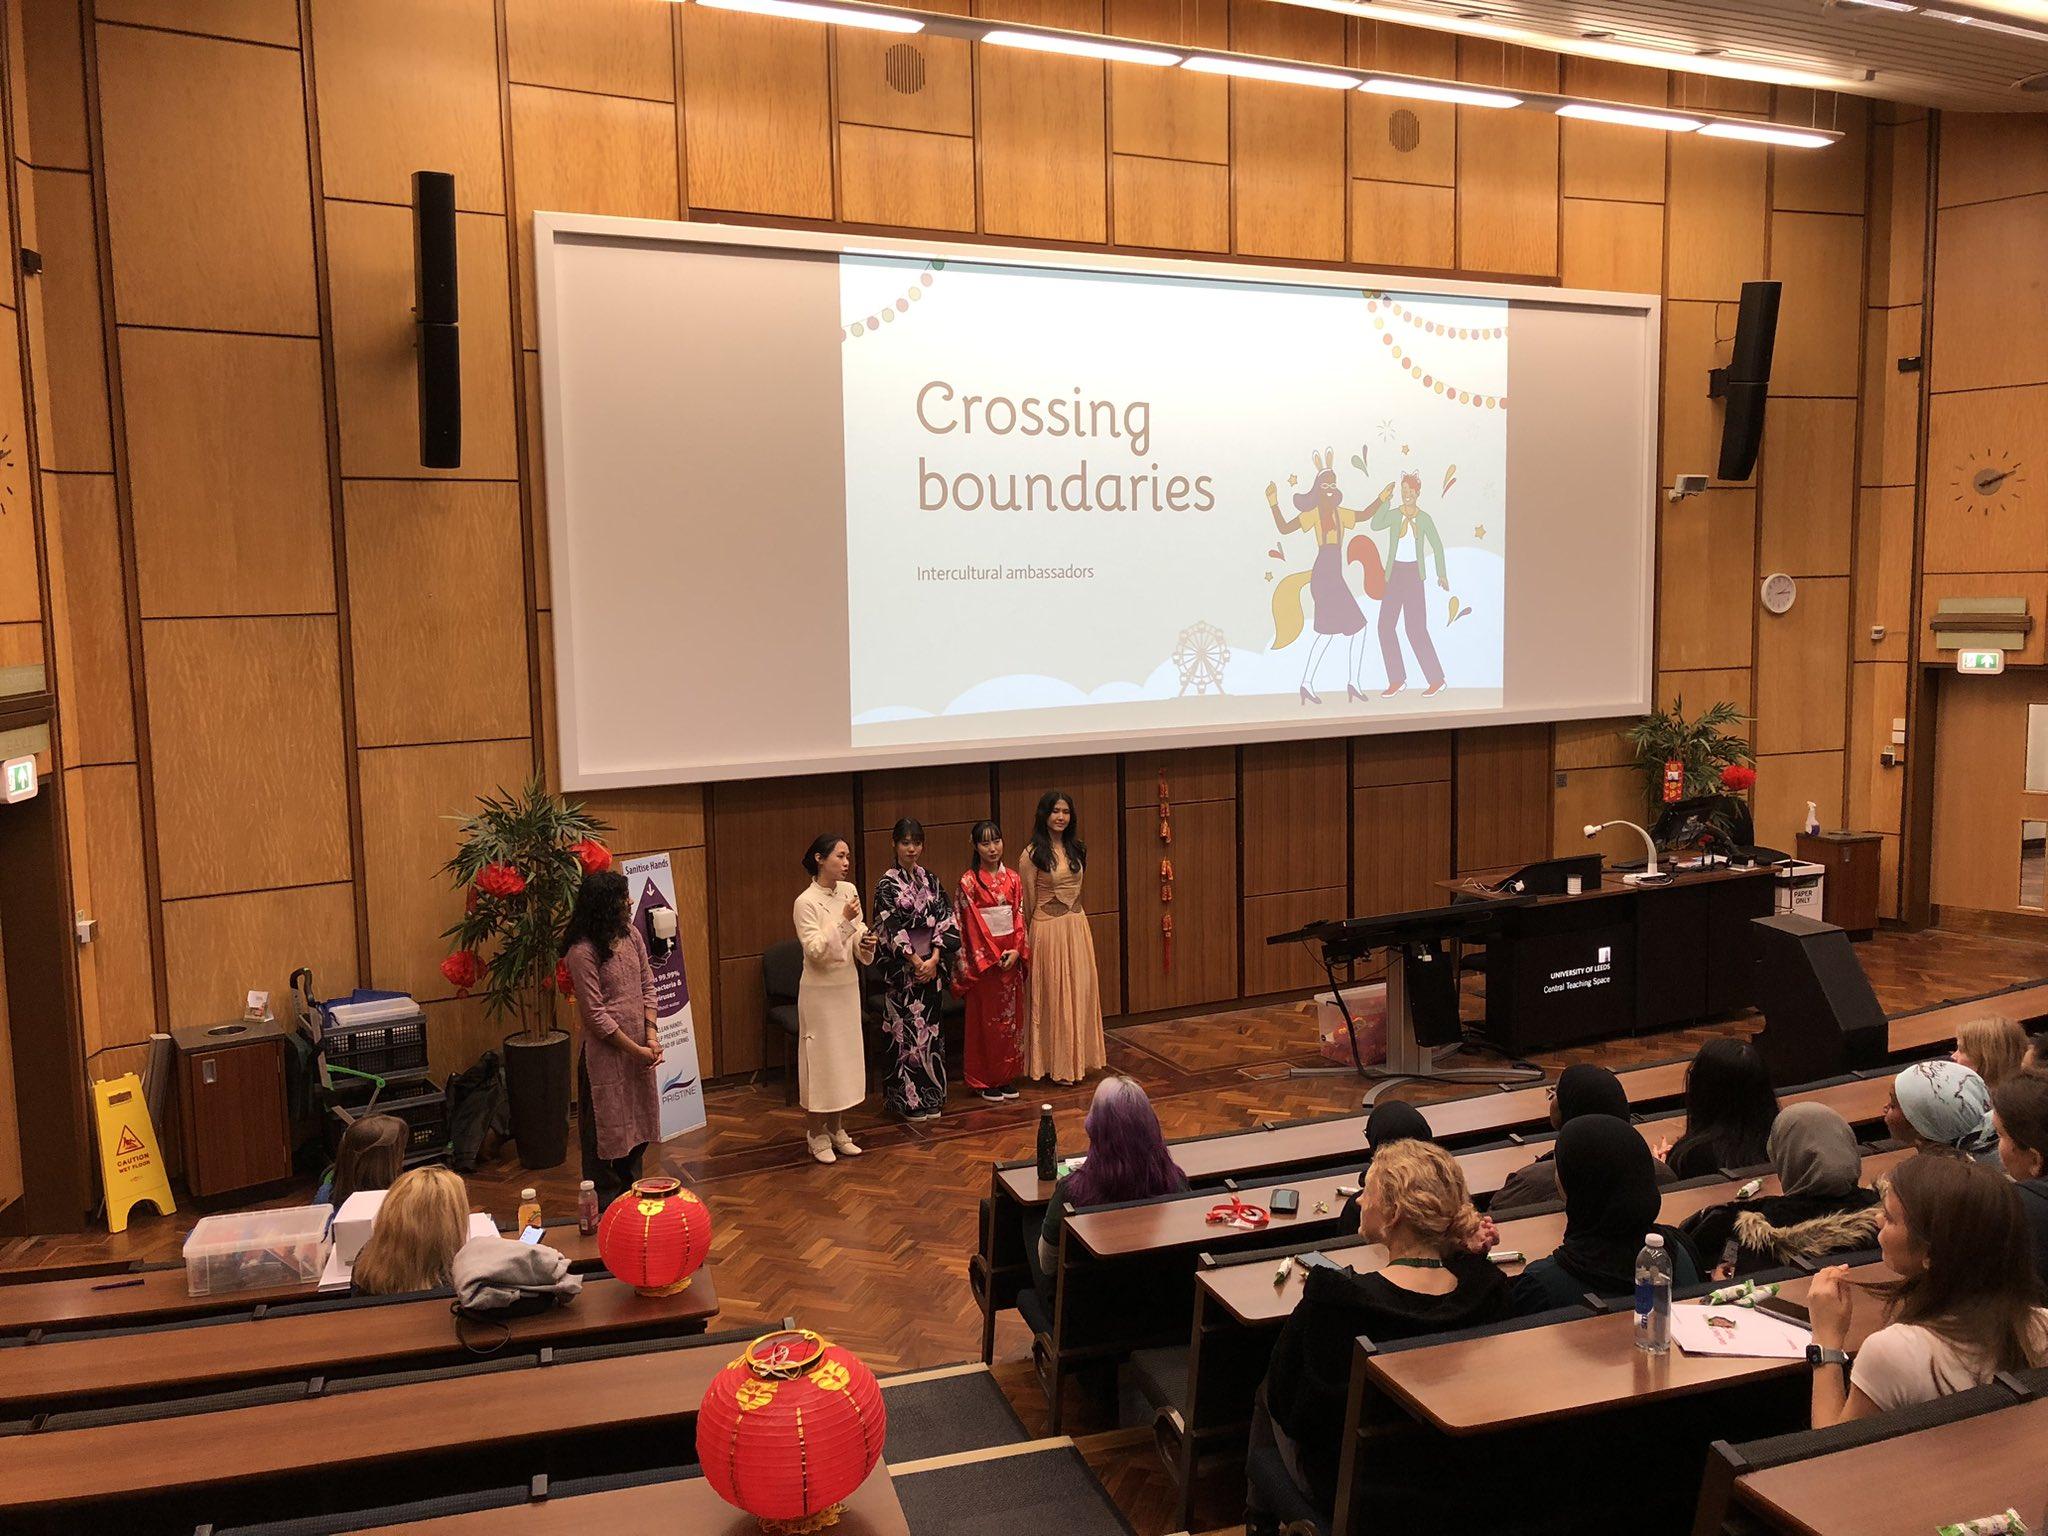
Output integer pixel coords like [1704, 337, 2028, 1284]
[562, 870, 663, 1206]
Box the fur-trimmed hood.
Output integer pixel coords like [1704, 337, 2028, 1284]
[1731, 1203, 1881, 1263]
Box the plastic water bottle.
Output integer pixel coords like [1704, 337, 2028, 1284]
[1634, 1232, 1672, 1355]
[1036, 1104, 1058, 1183]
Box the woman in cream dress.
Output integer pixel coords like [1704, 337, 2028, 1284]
[1021, 790, 1107, 1084]
[794, 833, 877, 1164]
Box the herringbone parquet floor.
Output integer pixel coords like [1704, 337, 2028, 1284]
[7, 924, 2047, 1534]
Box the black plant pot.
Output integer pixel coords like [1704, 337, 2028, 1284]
[503, 1029, 572, 1170]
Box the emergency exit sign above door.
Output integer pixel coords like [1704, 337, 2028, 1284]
[3, 754, 36, 803]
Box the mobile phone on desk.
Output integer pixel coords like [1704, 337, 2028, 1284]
[1270, 1187, 1300, 1216]
[1756, 1296, 1812, 1329]
[1294, 1251, 1342, 1274]
[519, 1225, 544, 1244]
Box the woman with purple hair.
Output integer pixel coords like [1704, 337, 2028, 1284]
[1034, 1076, 1187, 1290]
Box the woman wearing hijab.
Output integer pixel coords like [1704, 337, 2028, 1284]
[1681, 1104, 1880, 1279]
[1511, 1114, 1702, 1314]
[1364, 1100, 1432, 1157]
[1491, 1064, 1678, 1213]
[1886, 1059, 1998, 1162]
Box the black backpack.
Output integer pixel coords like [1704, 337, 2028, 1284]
[445, 1050, 511, 1172]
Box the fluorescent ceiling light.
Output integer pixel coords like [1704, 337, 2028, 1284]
[696, 0, 923, 30]
[1698, 121, 1837, 148]
[1925, 7, 2048, 38]
[1181, 54, 1360, 88]
[981, 29, 1182, 64]
[1557, 102, 1704, 131]
[1359, 77, 1521, 107]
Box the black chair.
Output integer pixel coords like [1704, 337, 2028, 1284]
[762, 939, 803, 1104]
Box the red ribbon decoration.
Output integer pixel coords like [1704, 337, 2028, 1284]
[1205, 1194, 1270, 1229]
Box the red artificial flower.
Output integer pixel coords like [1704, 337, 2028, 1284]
[1719, 763, 1758, 792]
[552, 959, 574, 997]
[440, 948, 482, 994]
[476, 862, 527, 899]
[571, 838, 612, 875]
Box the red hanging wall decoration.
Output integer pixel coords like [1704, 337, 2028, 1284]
[697, 1327, 887, 1533]
[1158, 772, 1175, 970]
[596, 1175, 712, 1296]
[1662, 758, 1685, 804]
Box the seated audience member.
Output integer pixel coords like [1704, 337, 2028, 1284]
[1660, 1037, 1780, 1179]
[1808, 1152, 2048, 1425]
[351, 1165, 473, 1296]
[1512, 1115, 1701, 1314]
[1363, 1098, 1432, 1158]
[1251, 1139, 1509, 1522]
[1032, 1075, 1186, 1292]
[1886, 1059, 1997, 1161]
[2027, 1028, 2048, 1072]
[1992, 1070, 2048, 1282]
[1682, 1103, 1879, 1278]
[316, 1113, 408, 1210]
[1953, 1014, 2029, 1094]
[1492, 1063, 1677, 1212]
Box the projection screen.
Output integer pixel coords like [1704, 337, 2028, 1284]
[535, 215, 1660, 789]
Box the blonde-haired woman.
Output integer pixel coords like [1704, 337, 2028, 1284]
[1250, 1139, 1510, 1519]
[1954, 1014, 2030, 1094]
[351, 1165, 472, 1296]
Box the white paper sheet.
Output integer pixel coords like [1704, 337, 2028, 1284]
[1669, 1303, 1813, 1360]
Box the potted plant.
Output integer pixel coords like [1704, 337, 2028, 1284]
[1624, 697, 1757, 841]
[438, 776, 612, 1169]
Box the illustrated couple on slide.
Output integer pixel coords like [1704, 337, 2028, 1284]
[1267, 449, 1448, 705]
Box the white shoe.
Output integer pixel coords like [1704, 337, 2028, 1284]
[808, 1136, 836, 1164]
[831, 1130, 863, 1156]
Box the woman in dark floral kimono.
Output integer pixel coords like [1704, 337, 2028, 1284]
[954, 819, 1029, 1103]
[872, 818, 961, 1121]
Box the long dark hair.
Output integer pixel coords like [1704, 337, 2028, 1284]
[1882, 1152, 2046, 1372]
[331, 1114, 407, 1209]
[1026, 790, 1086, 873]
[967, 819, 1003, 875]
[1064, 1076, 1185, 1207]
[562, 869, 630, 960]
[1675, 1037, 1779, 1170]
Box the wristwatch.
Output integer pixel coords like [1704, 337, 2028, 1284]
[1805, 1344, 1850, 1370]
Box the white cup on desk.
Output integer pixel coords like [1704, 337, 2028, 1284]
[1564, 875, 1584, 895]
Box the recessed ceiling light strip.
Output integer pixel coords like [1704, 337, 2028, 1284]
[980, 28, 1182, 65]
[1181, 54, 1363, 87]
[696, 0, 925, 31]
[1556, 102, 1706, 132]
[1359, 76, 1521, 107]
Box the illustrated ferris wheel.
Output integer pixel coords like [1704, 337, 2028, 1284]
[1173, 621, 1229, 696]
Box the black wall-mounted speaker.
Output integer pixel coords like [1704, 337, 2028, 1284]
[1712, 280, 1780, 482]
[410, 171, 460, 469]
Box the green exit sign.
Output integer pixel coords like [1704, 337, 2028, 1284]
[2, 755, 34, 804]
[1957, 648, 2007, 675]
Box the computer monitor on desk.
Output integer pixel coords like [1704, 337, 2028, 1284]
[1486, 853, 1604, 897]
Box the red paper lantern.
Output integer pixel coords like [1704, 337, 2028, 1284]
[596, 1175, 710, 1296]
[697, 1328, 886, 1534]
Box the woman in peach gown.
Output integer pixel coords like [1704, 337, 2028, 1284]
[1020, 789, 1106, 1084]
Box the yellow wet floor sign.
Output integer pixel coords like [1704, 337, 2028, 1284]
[92, 1073, 175, 1232]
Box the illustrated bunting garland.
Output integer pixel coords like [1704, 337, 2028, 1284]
[1365, 296, 1508, 411]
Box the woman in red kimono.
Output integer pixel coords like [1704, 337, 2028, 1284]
[954, 819, 1029, 1103]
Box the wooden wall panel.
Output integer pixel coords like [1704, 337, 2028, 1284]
[1658, 668, 1751, 716]
[975, 0, 1108, 243]
[836, 5, 971, 136]
[505, 0, 676, 102]
[327, 202, 519, 478]
[1125, 746, 1234, 806]
[577, 784, 706, 856]
[862, 764, 992, 828]
[1931, 196, 2048, 395]
[1559, 198, 1662, 293]
[1453, 724, 1550, 872]
[1657, 488, 1756, 671]
[0, 308, 33, 626]
[1846, 660, 1906, 836]
[121, 329, 335, 617]
[1554, 719, 1633, 771]
[1919, 574, 2048, 668]
[1558, 57, 1666, 203]
[1666, 135, 1766, 302]
[162, 882, 357, 1032]
[1661, 299, 1735, 487]
[1349, 179, 1454, 270]
[711, 774, 856, 958]
[1937, 112, 2048, 209]
[94, 0, 298, 45]
[1855, 487, 1913, 663]
[1123, 797, 1235, 1013]
[1353, 779, 1449, 916]
[1758, 396, 1854, 577]
[1241, 738, 1344, 895]
[670, 842, 716, 1075]
[28, 167, 109, 471]
[69, 763, 155, 1048]
[1768, 212, 1865, 398]
[998, 754, 1120, 892]
[1859, 303, 1921, 490]
[1771, 94, 1867, 216]
[1553, 764, 1644, 857]
[1230, 0, 1344, 262]
[20, 0, 87, 171]
[1754, 576, 1849, 756]
[509, 84, 680, 349]
[309, 0, 504, 212]
[679, 9, 830, 221]
[521, 352, 552, 604]
[1752, 749, 1843, 853]
[0, 910, 19, 1215]
[344, 481, 530, 747]
[1923, 384, 2048, 574]
[358, 738, 533, 1002]
[1352, 729, 1450, 786]
[95, 25, 318, 333]
[1112, 155, 1228, 252]
[1350, 24, 1455, 187]
[41, 473, 132, 764]
[838, 123, 975, 232]
[716, 953, 767, 1076]
[1454, 87, 1557, 276]
[144, 616, 351, 898]
[1109, 0, 1226, 163]
[1243, 886, 1345, 994]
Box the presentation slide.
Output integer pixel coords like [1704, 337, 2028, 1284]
[841, 256, 1507, 745]
[535, 218, 1658, 788]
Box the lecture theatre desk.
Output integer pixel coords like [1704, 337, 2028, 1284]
[358, 1464, 912, 1536]
[1441, 862, 1777, 1050]
[1730, 1397, 2048, 1536]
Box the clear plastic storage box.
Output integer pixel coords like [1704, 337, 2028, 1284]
[182, 1204, 333, 1296]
